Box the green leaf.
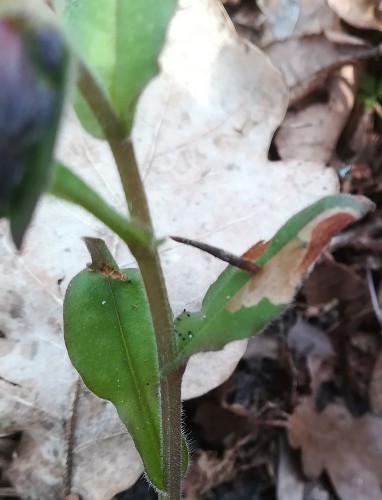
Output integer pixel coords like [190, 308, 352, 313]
[64, 265, 166, 490]
[57, 0, 177, 137]
[169, 194, 374, 371]
[49, 162, 155, 249]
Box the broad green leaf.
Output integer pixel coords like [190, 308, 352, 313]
[169, 194, 374, 370]
[57, 0, 177, 137]
[64, 265, 166, 490]
[49, 162, 155, 249]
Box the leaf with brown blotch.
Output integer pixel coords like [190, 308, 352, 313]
[169, 195, 374, 371]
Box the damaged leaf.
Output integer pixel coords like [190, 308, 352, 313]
[169, 195, 373, 370]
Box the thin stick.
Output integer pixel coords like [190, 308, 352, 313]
[366, 265, 382, 328]
[170, 236, 260, 275]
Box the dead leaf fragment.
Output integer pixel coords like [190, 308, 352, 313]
[288, 397, 382, 500]
[275, 66, 356, 163]
[266, 35, 381, 105]
[303, 254, 369, 318]
[234, 0, 337, 47]
[328, 0, 382, 31]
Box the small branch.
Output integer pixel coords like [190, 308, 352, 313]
[366, 265, 382, 328]
[64, 378, 81, 498]
[171, 236, 260, 274]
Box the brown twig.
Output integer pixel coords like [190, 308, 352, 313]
[170, 236, 260, 275]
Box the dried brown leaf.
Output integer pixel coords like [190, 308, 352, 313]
[303, 255, 369, 318]
[288, 397, 382, 500]
[275, 66, 356, 163]
[265, 35, 381, 105]
[328, 0, 382, 31]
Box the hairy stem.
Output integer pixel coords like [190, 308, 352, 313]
[78, 62, 183, 499]
[49, 163, 153, 249]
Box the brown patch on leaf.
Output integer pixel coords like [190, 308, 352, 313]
[98, 263, 126, 281]
[242, 240, 269, 261]
[298, 213, 356, 274]
[227, 238, 304, 310]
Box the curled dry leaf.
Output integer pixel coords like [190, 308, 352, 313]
[0, 0, 339, 496]
[265, 34, 381, 105]
[327, 0, 382, 31]
[288, 397, 382, 500]
[275, 66, 356, 163]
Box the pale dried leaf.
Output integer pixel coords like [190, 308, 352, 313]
[265, 34, 380, 105]
[327, 0, 382, 31]
[257, 0, 300, 41]
[275, 66, 356, 162]
[288, 397, 382, 500]
[258, 0, 337, 47]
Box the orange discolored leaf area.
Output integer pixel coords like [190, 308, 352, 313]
[97, 263, 127, 281]
[287, 397, 382, 500]
[228, 199, 374, 313]
[242, 240, 269, 262]
[298, 212, 356, 273]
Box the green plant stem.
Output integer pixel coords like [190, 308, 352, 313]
[78, 62, 183, 499]
[48, 163, 153, 249]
